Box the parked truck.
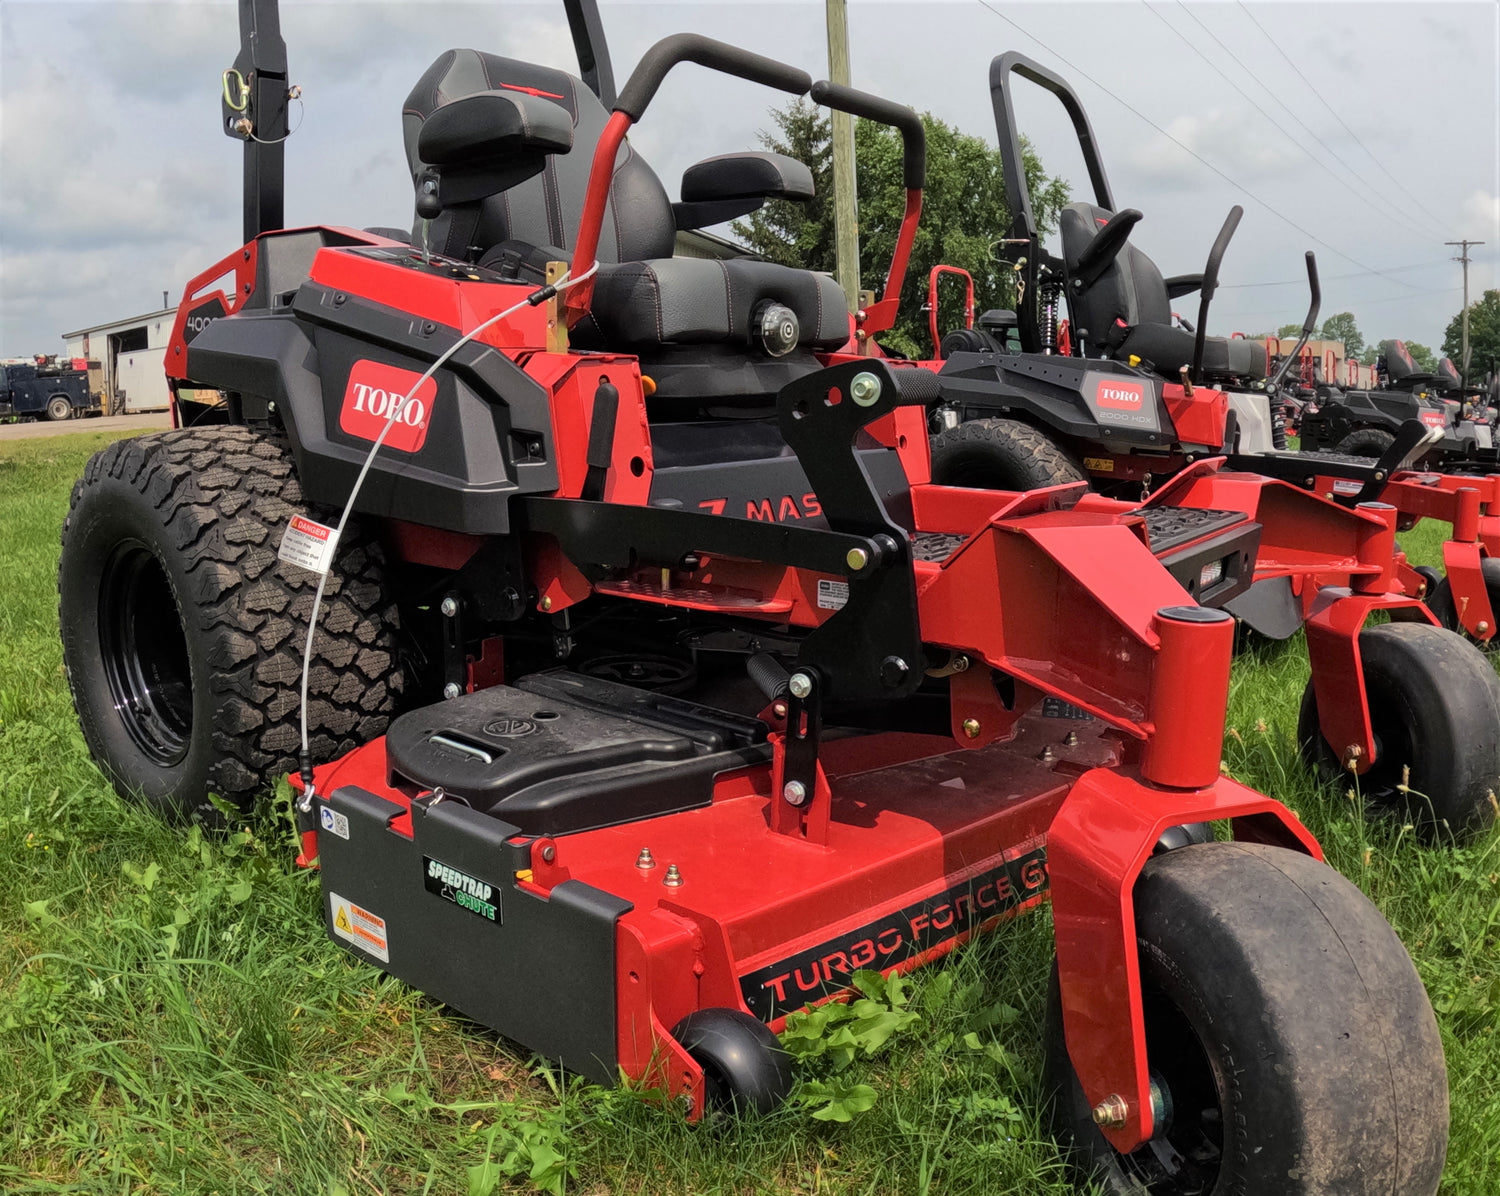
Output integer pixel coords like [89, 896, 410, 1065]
[0, 356, 102, 421]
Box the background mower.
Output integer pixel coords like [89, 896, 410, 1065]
[1298, 341, 1491, 460]
[928, 54, 1500, 654]
[914, 52, 1500, 838]
[55, 3, 1454, 1192]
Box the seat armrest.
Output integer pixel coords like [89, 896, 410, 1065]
[417, 90, 574, 165]
[415, 90, 575, 210]
[1164, 273, 1204, 299]
[673, 152, 814, 230]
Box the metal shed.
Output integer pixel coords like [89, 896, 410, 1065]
[62, 306, 176, 413]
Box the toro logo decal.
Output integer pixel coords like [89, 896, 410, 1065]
[1419, 409, 1447, 430]
[339, 361, 435, 454]
[1096, 379, 1145, 411]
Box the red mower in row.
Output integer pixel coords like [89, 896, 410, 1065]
[56, 4, 1452, 1192]
[914, 53, 1500, 838]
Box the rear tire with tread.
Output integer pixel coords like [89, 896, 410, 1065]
[58, 426, 403, 820]
[1334, 426, 1395, 457]
[929, 417, 1086, 491]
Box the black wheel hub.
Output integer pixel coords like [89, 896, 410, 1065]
[98, 542, 193, 766]
[1113, 990, 1223, 1194]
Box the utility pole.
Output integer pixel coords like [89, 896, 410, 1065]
[1446, 239, 1484, 384]
[826, 0, 859, 312]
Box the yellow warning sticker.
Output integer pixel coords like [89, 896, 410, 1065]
[328, 891, 389, 963]
[1083, 457, 1115, 472]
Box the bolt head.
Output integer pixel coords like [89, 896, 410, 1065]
[540, 845, 556, 863]
[788, 672, 813, 699]
[879, 655, 910, 687]
[440, 596, 458, 617]
[1092, 1094, 1129, 1129]
[1064, 731, 1079, 747]
[442, 682, 461, 700]
[664, 864, 684, 886]
[846, 546, 869, 571]
[771, 701, 788, 719]
[782, 780, 808, 805]
[1480, 621, 1491, 634]
[541, 596, 553, 612]
[962, 718, 981, 739]
[850, 371, 882, 406]
[636, 848, 656, 869]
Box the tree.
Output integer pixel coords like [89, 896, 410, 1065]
[1319, 312, 1363, 358]
[1277, 321, 1316, 339]
[733, 100, 1070, 356]
[1359, 344, 1379, 366]
[1442, 289, 1500, 383]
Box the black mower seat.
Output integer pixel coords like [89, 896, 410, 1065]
[1059, 202, 1268, 381]
[403, 49, 848, 361]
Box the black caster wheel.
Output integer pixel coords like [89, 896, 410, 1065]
[1298, 621, 1500, 839]
[1425, 556, 1500, 648]
[672, 1008, 793, 1116]
[1045, 841, 1447, 1195]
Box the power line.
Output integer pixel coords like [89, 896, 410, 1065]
[971, 0, 1424, 290]
[1167, 1, 1450, 241]
[1220, 259, 1452, 290]
[1234, 0, 1454, 236]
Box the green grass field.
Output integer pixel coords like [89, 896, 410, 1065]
[1, 430, 1496, 1195]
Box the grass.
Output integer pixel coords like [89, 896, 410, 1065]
[0, 429, 1496, 1195]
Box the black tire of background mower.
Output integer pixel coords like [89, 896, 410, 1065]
[58, 426, 402, 821]
[1044, 841, 1447, 1196]
[929, 417, 1086, 491]
[1333, 426, 1395, 458]
[1423, 556, 1500, 648]
[46, 395, 74, 422]
[1296, 621, 1500, 839]
[671, 1008, 794, 1116]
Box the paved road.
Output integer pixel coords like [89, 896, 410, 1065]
[0, 412, 171, 442]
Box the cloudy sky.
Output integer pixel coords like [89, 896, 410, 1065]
[2, 0, 1496, 358]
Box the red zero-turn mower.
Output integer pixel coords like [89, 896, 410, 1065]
[56, 3, 1451, 1191]
[932, 51, 1500, 656]
[921, 52, 1500, 838]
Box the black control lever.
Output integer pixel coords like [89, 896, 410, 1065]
[1267, 252, 1321, 394]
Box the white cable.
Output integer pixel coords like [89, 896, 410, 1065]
[296, 261, 597, 804]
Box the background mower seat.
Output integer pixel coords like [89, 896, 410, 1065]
[1378, 339, 1438, 390]
[403, 48, 849, 405]
[1058, 201, 1268, 381]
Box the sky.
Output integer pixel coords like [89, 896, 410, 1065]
[2, 0, 1497, 359]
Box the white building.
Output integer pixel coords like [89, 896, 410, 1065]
[63, 306, 176, 413]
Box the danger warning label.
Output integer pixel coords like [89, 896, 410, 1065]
[328, 891, 389, 962]
[278, 515, 340, 575]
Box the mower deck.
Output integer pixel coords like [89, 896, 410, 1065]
[309, 694, 1122, 1090]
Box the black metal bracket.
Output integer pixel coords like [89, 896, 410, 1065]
[782, 668, 823, 809]
[440, 591, 465, 695]
[226, 0, 289, 244]
[777, 360, 930, 702]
